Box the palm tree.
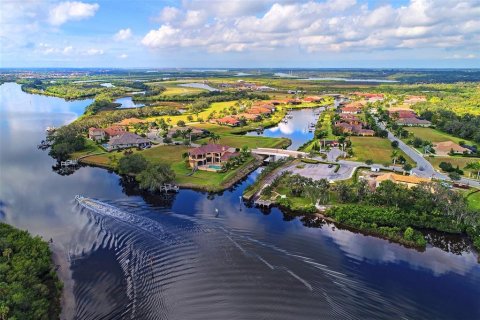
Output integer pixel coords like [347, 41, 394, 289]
[185, 128, 193, 144]
[465, 161, 480, 179]
[209, 132, 221, 144]
[391, 149, 399, 165]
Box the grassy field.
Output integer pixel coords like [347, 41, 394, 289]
[406, 127, 475, 145]
[162, 85, 207, 96]
[71, 139, 105, 158]
[428, 156, 478, 177]
[350, 137, 414, 165]
[466, 190, 480, 211]
[145, 100, 240, 124]
[196, 134, 289, 149]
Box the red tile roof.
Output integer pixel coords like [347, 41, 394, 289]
[189, 144, 230, 156]
[104, 126, 125, 137]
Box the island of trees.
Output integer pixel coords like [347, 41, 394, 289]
[0, 223, 62, 320]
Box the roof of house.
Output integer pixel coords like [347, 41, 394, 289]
[235, 113, 260, 120]
[116, 118, 147, 126]
[376, 173, 431, 185]
[109, 132, 149, 146]
[189, 144, 230, 156]
[433, 141, 470, 153]
[341, 106, 362, 113]
[396, 118, 431, 125]
[104, 126, 125, 136]
[248, 107, 272, 114]
[389, 110, 417, 118]
[89, 127, 104, 133]
[220, 151, 239, 161]
[217, 116, 239, 124]
[303, 96, 323, 102]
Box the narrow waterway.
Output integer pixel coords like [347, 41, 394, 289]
[1, 82, 480, 319]
[245, 107, 323, 150]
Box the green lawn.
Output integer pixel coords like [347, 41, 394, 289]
[428, 156, 479, 178]
[350, 137, 414, 166]
[197, 133, 289, 149]
[466, 190, 480, 211]
[162, 85, 207, 96]
[71, 139, 105, 158]
[406, 127, 475, 145]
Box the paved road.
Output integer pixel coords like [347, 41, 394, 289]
[376, 120, 480, 188]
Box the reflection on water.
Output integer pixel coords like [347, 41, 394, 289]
[245, 108, 322, 150]
[1, 83, 480, 319]
[114, 96, 145, 108]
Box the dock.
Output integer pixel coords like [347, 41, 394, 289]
[159, 184, 179, 193]
[60, 159, 78, 167]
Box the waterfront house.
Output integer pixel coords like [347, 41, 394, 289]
[375, 173, 431, 188]
[88, 128, 106, 141]
[216, 117, 240, 126]
[247, 106, 273, 115]
[433, 141, 472, 156]
[340, 106, 362, 114]
[105, 132, 151, 151]
[104, 126, 125, 138]
[235, 113, 261, 121]
[303, 96, 323, 103]
[188, 144, 238, 171]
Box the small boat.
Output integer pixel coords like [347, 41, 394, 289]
[46, 126, 57, 133]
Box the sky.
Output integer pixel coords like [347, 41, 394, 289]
[0, 0, 479, 68]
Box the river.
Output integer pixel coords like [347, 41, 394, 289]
[1, 82, 479, 319]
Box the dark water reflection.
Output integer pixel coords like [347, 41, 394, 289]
[1, 83, 480, 319]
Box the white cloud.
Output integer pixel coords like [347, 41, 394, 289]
[84, 48, 104, 55]
[114, 28, 132, 41]
[156, 6, 181, 23]
[49, 1, 99, 26]
[183, 10, 207, 28]
[142, 25, 181, 48]
[63, 46, 73, 54]
[141, 0, 480, 55]
[118, 53, 128, 59]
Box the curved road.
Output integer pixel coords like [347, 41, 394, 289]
[376, 120, 480, 187]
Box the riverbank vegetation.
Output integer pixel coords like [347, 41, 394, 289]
[257, 171, 479, 249]
[0, 223, 62, 320]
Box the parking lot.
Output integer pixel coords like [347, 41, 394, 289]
[286, 163, 356, 182]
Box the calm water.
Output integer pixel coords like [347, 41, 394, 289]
[178, 82, 220, 91]
[115, 96, 145, 108]
[246, 107, 322, 150]
[1, 82, 480, 319]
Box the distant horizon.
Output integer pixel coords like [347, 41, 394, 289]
[2, 67, 480, 71]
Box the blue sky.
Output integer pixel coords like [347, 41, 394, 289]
[1, 0, 479, 68]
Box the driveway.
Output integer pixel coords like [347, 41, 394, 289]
[285, 162, 356, 182]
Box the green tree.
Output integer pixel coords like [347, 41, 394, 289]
[118, 153, 148, 175]
[208, 132, 221, 144]
[403, 163, 413, 172]
[465, 161, 480, 179]
[137, 163, 176, 192]
[404, 227, 415, 241]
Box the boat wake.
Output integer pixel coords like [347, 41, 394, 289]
[71, 195, 420, 319]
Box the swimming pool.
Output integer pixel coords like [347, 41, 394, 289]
[208, 165, 222, 170]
